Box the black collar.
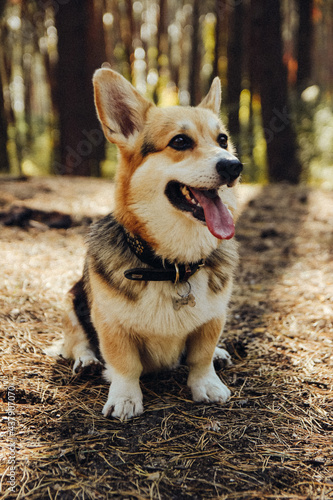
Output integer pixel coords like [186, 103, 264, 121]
[124, 231, 204, 283]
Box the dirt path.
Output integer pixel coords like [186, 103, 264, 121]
[1, 177, 332, 500]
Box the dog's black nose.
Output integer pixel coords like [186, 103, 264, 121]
[216, 158, 243, 185]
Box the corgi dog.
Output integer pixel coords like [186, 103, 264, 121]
[60, 68, 243, 420]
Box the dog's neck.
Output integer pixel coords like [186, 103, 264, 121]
[124, 230, 205, 283]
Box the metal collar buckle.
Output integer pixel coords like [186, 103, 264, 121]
[174, 263, 180, 284]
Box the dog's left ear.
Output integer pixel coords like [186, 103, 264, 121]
[198, 77, 221, 115]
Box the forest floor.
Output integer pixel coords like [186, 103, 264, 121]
[0, 176, 333, 500]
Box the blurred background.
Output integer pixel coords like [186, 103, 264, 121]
[0, 0, 332, 186]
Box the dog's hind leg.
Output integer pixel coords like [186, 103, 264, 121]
[58, 278, 102, 373]
[44, 305, 100, 372]
[213, 346, 233, 367]
[62, 307, 101, 374]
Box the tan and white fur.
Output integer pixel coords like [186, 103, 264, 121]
[59, 69, 242, 420]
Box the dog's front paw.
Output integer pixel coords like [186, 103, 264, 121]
[102, 396, 143, 421]
[102, 383, 143, 421]
[189, 372, 231, 404]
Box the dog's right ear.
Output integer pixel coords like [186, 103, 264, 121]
[93, 68, 153, 147]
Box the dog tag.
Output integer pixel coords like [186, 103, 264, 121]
[172, 293, 196, 311]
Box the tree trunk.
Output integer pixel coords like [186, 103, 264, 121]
[250, 0, 301, 184]
[55, 0, 105, 176]
[189, 0, 201, 106]
[152, 0, 168, 103]
[227, 1, 244, 144]
[0, 72, 10, 173]
[296, 0, 313, 91]
[213, 0, 223, 79]
[157, 0, 168, 74]
[0, 0, 10, 173]
[124, 0, 135, 81]
[212, 0, 229, 89]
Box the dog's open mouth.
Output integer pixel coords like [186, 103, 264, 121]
[165, 181, 235, 240]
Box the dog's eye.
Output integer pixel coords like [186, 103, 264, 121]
[168, 134, 194, 151]
[218, 133, 228, 149]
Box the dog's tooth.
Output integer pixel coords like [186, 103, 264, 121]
[181, 185, 189, 196]
[181, 185, 193, 202]
[180, 185, 202, 207]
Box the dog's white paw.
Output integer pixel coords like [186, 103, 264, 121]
[43, 339, 64, 357]
[102, 396, 143, 421]
[102, 382, 143, 421]
[189, 372, 231, 404]
[213, 346, 233, 367]
[73, 351, 101, 374]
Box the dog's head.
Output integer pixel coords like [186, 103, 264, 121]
[93, 68, 242, 262]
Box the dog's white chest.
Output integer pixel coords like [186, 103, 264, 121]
[98, 271, 231, 339]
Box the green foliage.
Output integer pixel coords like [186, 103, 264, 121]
[100, 144, 118, 179]
[22, 132, 53, 176]
[293, 89, 333, 188]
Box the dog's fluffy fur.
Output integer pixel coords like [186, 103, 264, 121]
[59, 69, 242, 420]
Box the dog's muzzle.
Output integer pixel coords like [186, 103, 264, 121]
[216, 157, 243, 186]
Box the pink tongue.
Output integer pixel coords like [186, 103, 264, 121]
[190, 188, 235, 240]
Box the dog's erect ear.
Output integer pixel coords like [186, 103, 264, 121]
[198, 77, 221, 115]
[93, 68, 153, 146]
